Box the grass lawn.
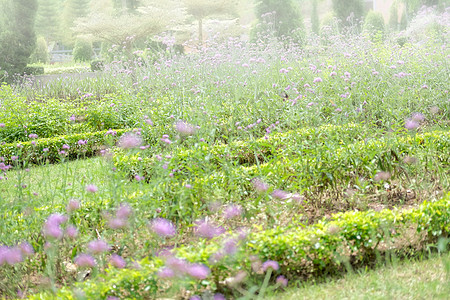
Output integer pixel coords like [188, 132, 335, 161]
[271, 252, 450, 300]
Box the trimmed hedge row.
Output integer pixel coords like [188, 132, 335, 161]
[0, 129, 131, 167]
[30, 193, 450, 299]
[113, 123, 368, 179]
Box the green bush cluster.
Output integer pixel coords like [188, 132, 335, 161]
[73, 39, 93, 63]
[364, 11, 386, 42]
[30, 193, 450, 299]
[0, 129, 130, 166]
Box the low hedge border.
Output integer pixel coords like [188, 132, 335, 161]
[0, 129, 131, 167]
[29, 193, 450, 299]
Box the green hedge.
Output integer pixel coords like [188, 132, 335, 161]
[29, 193, 450, 299]
[0, 129, 131, 166]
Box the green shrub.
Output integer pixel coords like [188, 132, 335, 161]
[0, 128, 131, 166]
[30, 36, 49, 64]
[73, 38, 93, 62]
[23, 66, 45, 76]
[90, 60, 104, 72]
[364, 10, 386, 42]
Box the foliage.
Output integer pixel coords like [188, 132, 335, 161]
[332, 0, 365, 28]
[35, 0, 61, 42]
[23, 66, 45, 76]
[73, 39, 93, 62]
[251, 0, 305, 45]
[363, 11, 385, 42]
[30, 36, 50, 64]
[0, 0, 38, 82]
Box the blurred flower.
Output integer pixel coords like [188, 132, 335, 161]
[74, 254, 96, 268]
[116, 203, 132, 219]
[85, 184, 98, 193]
[411, 113, 425, 122]
[187, 263, 210, 279]
[43, 214, 67, 239]
[109, 254, 126, 268]
[157, 267, 175, 278]
[66, 199, 80, 213]
[194, 220, 224, 239]
[276, 275, 288, 287]
[262, 260, 279, 271]
[28, 134, 38, 139]
[118, 133, 142, 149]
[175, 120, 196, 136]
[223, 204, 242, 219]
[65, 225, 78, 239]
[150, 218, 176, 237]
[252, 178, 269, 193]
[405, 119, 419, 130]
[87, 239, 110, 254]
[271, 189, 289, 200]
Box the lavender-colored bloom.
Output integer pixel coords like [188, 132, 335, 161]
[74, 254, 96, 268]
[108, 218, 128, 229]
[0, 123, 5, 128]
[28, 134, 38, 139]
[194, 220, 224, 239]
[405, 119, 419, 130]
[276, 275, 288, 287]
[77, 140, 87, 146]
[19, 242, 34, 257]
[109, 254, 126, 268]
[175, 120, 196, 135]
[271, 189, 289, 200]
[62, 144, 70, 150]
[252, 178, 269, 193]
[222, 238, 238, 255]
[411, 113, 425, 122]
[65, 225, 78, 239]
[87, 239, 110, 254]
[224, 204, 242, 219]
[43, 214, 67, 239]
[85, 184, 98, 193]
[165, 257, 188, 274]
[313, 77, 323, 83]
[116, 203, 132, 219]
[66, 199, 80, 213]
[157, 266, 175, 278]
[187, 263, 210, 279]
[118, 133, 142, 149]
[190, 296, 201, 300]
[262, 260, 279, 271]
[214, 293, 226, 300]
[150, 218, 176, 237]
[5, 247, 23, 265]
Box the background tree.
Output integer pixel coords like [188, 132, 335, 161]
[251, 0, 305, 44]
[0, 0, 38, 81]
[35, 0, 61, 42]
[61, 0, 91, 45]
[311, 0, 320, 35]
[183, 0, 237, 45]
[331, 0, 365, 28]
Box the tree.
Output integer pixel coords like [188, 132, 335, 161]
[35, 0, 61, 42]
[0, 0, 38, 81]
[183, 0, 237, 45]
[311, 0, 320, 35]
[331, 0, 365, 28]
[61, 0, 91, 45]
[251, 0, 305, 44]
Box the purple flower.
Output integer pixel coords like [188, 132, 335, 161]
[165, 257, 188, 274]
[62, 144, 70, 150]
[157, 266, 175, 278]
[0, 246, 23, 266]
[118, 133, 142, 149]
[214, 294, 226, 300]
[313, 77, 323, 83]
[194, 220, 224, 239]
[187, 263, 210, 279]
[74, 254, 96, 268]
[87, 239, 110, 254]
[108, 218, 128, 229]
[85, 184, 98, 193]
[262, 260, 279, 271]
[43, 214, 67, 239]
[116, 203, 132, 219]
[150, 218, 176, 237]
[271, 189, 289, 200]
[276, 275, 288, 287]
[65, 226, 78, 239]
[28, 134, 38, 139]
[109, 254, 126, 268]
[411, 113, 425, 122]
[252, 178, 269, 193]
[405, 119, 419, 130]
[175, 120, 196, 135]
[0, 123, 5, 128]
[19, 242, 34, 257]
[77, 140, 87, 146]
[222, 238, 238, 255]
[66, 199, 80, 213]
[224, 204, 242, 219]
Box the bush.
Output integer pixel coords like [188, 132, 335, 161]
[23, 66, 45, 76]
[91, 60, 104, 72]
[363, 11, 386, 42]
[30, 36, 49, 64]
[332, 0, 365, 28]
[73, 39, 92, 62]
